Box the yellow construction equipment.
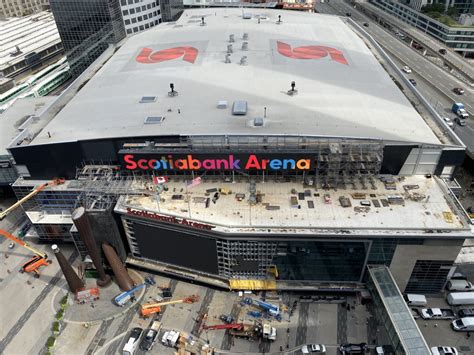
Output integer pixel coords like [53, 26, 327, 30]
[140, 295, 200, 317]
[229, 279, 277, 291]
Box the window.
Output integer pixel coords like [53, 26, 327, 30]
[147, 4, 151, 9]
[133, 27, 139, 32]
[142, 5, 146, 10]
[145, 23, 149, 29]
[136, 6, 141, 12]
[121, 0, 127, 5]
[131, 17, 137, 23]
[405, 260, 453, 294]
[130, 8, 135, 14]
[138, 16, 142, 21]
[139, 25, 144, 31]
[122, 9, 128, 15]
[128, 0, 133, 4]
[127, 28, 132, 34]
[125, 19, 130, 25]
[143, 14, 148, 19]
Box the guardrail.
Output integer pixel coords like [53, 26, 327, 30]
[346, 18, 466, 148]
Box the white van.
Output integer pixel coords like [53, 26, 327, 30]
[123, 327, 142, 355]
[446, 280, 473, 291]
[451, 317, 474, 331]
[446, 292, 474, 306]
[404, 294, 427, 307]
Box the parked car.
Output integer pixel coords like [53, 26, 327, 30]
[363, 23, 369, 27]
[452, 317, 474, 331]
[431, 346, 458, 355]
[446, 279, 473, 291]
[8, 242, 14, 249]
[443, 117, 454, 127]
[409, 79, 417, 86]
[123, 327, 143, 355]
[404, 294, 427, 307]
[376, 345, 395, 354]
[402, 66, 412, 73]
[139, 328, 159, 351]
[302, 344, 326, 354]
[339, 343, 368, 354]
[453, 87, 464, 95]
[458, 309, 474, 318]
[439, 48, 447, 55]
[420, 308, 455, 319]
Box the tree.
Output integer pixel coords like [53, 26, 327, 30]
[421, 3, 445, 14]
[447, 6, 459, 17]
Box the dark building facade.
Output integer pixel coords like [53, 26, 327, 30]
[50, 0, 126, 77]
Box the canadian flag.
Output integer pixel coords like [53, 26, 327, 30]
[153, 176, 169, 185]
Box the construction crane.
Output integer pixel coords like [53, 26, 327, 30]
[140, 295, 200, 317]
[0, 178, 65, 277]
[0, 178, 65, 220]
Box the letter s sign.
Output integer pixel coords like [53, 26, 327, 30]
[277, 41, 348, 65]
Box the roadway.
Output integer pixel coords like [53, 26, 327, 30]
[316, 0, 474, 156]
[359, 1, 474, 83]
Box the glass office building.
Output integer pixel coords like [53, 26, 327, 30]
[50, 0, 126, 77]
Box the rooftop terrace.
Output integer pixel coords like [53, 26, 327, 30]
[114, 175, 471, 236]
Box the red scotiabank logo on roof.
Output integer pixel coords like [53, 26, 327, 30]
[136, 46, 198, 64]
[276, 41, 348, 65]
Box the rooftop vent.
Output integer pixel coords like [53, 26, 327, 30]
[140, 96, 156, 103]
[232, 101, 248, 115]
[243, 33, 249, 40]
[144, 116, 165, 124]
[217, 100, 228, 109]
[243, 13, 252, 20]
[239, 56, 248, 66]
[168, 83, 178, 97]
[225, 54, 231, 63]
[276, 15, 282, 24]
[200, 16, 206, 26]
[229, 34, 235, 43]
[287, 81, 298, 96]
[242, 42, 248, 51]
[227, 44, 233, 54]
[253, 118, 264, 127]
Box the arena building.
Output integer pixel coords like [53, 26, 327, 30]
[3, 8, 472, 293]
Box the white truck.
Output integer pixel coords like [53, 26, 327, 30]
[161, 330, 180, 348]
[420, 308, 455, 320]
[404, 294, 427, 307]
[452, 317, 474, 332]
[262, 323, 277, 341]
[446, 292, 474, 306]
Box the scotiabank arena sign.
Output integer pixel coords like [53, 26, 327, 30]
[126, 208, 215, 230]
[120, 153, 315, 172]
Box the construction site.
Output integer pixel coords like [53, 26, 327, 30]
[0, 7, 473, 355]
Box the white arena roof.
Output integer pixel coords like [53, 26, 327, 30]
[31, 8, 441, 146]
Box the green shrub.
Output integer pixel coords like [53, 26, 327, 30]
[56, 309, 64, 320]
[46, 336, 56, 349]
[52, 321, 61, 332]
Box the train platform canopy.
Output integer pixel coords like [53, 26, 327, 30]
[0, 12, 61, 72]
[30, 8, 442, 147]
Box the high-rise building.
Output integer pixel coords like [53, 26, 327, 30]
[49, 0, 126, 77]
[0, 0, 49, 17]
[160, 0, 183, 21]
[406, 0, 473, 14]
[119, 0, 162, 36]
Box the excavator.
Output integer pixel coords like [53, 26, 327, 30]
[1, 178, 65, 277]
[140, 295, 200, 317]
